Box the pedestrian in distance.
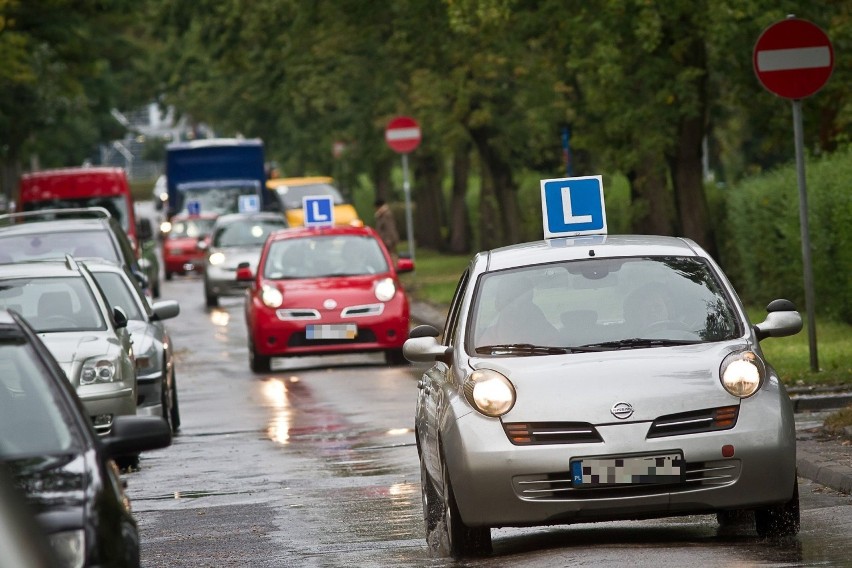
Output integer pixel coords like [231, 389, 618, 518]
[374, 198, 400, 263]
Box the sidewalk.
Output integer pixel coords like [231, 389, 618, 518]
[409, 300, 852, 495]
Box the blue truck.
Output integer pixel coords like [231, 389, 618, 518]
[164, 138, 275, 219]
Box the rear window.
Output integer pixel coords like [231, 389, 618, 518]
[0, 230, 120, 264]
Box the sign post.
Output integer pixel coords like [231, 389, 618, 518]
[384, 116, 421, 262]
[753, 16, 834, 372]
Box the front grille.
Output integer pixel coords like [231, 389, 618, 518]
[503, 422, 603, 445]
[287, 329, 377, 347]
[513, 459, 740, 500]
[646, 406, 739, 438]
[276, 308, 320, 320]
[341, 303, 384, 318]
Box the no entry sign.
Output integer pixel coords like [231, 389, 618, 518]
[385, 116, 421, 154]
[753, 18, 834, 100]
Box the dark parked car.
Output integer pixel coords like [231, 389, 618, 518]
[0, 309, 172, 567]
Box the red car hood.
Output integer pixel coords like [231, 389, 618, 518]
[268, 275, 405, 305]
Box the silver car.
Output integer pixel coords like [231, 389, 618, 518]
[202, 212, 288, 307]
[404, 235, 803, 557]
[85, 260, 182, 434]
[0, 257, 137, 436]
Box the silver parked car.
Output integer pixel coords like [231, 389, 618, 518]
[84, 260, 182, 434]
[0, 256, 137, 436]
[202, 212, 288, 307]
[404, 235, 803, 557]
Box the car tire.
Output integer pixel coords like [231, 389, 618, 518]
[205, 289, 218, 308]
[440, 459, 492, 558]
[249, 338, 271, 374]
[755, 480, 800, 537]
[152, 279, 161, 299]
[165, 271, 173, 281]
[170, 371, 181, 433]
[385, 349, 407, 366]
[421, 458, 441, 537]
[160, 373, 173, 433]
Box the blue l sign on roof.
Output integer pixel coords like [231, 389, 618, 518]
[303, 195, 335, 228]
[540, 175, 607, 238]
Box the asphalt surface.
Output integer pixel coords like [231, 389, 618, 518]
[409, 300, 852, 496]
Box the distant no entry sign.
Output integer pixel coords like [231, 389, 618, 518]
[753, 18, 834, 100]
[385, 116, 421, 154]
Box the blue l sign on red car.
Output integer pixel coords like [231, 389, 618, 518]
[539, 175, 606, 238]
[303, 196, 335, 228]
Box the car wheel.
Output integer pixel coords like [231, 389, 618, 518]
[152, 279, 161, 299]
[205, 289, 218, 307]
[755, 480, 800, 537]
[421, 458, 441, 537]
[115, 454, 140, 471]
[440, 459, 492, 558]
[165, 270, 173, 281]
[249, 337, 271, 373]
[170, 371, 181, 432]
[160, 373, 173, 433]
[385, 348, 407, 366]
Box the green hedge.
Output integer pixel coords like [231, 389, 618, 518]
[723, 146, 852, 323]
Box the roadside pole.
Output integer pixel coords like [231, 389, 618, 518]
[384, 116, 422, 264]
[401, 153, 416, 263]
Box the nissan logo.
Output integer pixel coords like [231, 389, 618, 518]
[323, 299, 337, 310]
[611, 402, 634, 420]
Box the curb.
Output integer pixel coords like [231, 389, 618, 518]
[797, 448, 852, 495]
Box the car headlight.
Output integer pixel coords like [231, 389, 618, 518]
[48, 529, 85, 568]
[374, 278, 396, 302]
[261, 284, 283, 308]
[463, 369, 516, 417]
[160, 221, 172, 234]
[720, 350, 765, 398]
[81, 358, 117, 385]
[208, 252, 226, 266]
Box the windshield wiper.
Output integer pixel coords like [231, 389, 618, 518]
[475, 343, 575, 356]
[576, 338, 701, 351]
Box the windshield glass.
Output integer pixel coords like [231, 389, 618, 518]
[0, 230, 120, 264]
[470, 257, 741, 353]
[168, 217, 216, 239]
[0, 277, 106, 332]
[90, 271, 145, 321]
[275, 183, 345, 209]
[264, 235, 389, 278]
[0, 341, 77, 459]
[178, 183, 260, 216]
[213, 218, 287, 248]
[23, 197, 130, 231]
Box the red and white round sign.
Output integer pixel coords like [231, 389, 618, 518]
[753, 18, 834, 100]
[385, 116, 421, 154]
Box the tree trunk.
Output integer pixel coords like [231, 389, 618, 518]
[447, 145, 472, 254]
[412, 151, 445, 250]
[470, 127, 519, 247]
[627, 159, 673, 235]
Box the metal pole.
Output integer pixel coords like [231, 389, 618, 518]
[401, 153, 415, 262]
[792, 99, 819, 372]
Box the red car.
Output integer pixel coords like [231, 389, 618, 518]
[162, 213, 217, 279]
[239, 225, 414, 372]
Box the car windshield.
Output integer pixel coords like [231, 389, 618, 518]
[0, 341, 77, 459]
[470, 256, 741, 354]
[90, 271, 145, 321]
[23, 197, 130, 232]
[168, 218, 216, 239]
[213, 218, 287, 248]
[275, 183, 345, 209]
[264, 235, 389, 279]
[178, 182, 260, 216]
[0, 230, 120, 264]
[0, 277, 106, 332]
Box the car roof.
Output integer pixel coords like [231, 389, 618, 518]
[267, 225, 378, 242]
[480, 234, 704, 272]
[214, 212, 289, 225]
[267, 176, 334, 189]
[0, 258, 88, 279]
[0, 214, 117, 236]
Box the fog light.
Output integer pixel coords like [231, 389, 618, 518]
[93, 414, 114, 428]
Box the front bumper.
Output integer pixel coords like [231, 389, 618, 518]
[77, 382, 137, 434]
[206, 266, 250, 297]
[136, 370, 164, 416]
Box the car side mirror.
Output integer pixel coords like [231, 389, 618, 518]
[152, 300, 180, 321]
[754, 298, 803, 340]
[396, 257, 414, 273]
[236, 262, 253, 281]
[101, 415, 172, 458]
[113, 306, 128, 329]
[403, 325, 453, 364]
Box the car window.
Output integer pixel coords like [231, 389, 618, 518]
[275, 183, 345, 209]
[213, 219, 287, 248]
[264, 235, 389, 279]
[90, 272, 145, 321]
[443, 268, 470, 347]
[0, 277, 106, 332]
[0, 342, 76, 458]
[24, 197, 130, 232]
[470, 256, 741, 351]
[178, 183, 260, 216]
[0, 230, 120, 264]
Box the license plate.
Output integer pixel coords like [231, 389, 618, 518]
[570, 453, 683, 487]
[306, 324, 357, 340]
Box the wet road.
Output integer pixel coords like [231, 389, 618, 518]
[127, 208, 851, 567]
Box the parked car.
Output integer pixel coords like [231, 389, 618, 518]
[266, 176, 362, 227]
[0, 208, 151, 295]
[161, 212, 218, 280]
[203, 212, 288, 307]
[404, 234, 803, 557]
[0, 257, 137, 438]
[239, 225, 414, 372]
[85, 260, 182, 433]
[0, 308, 171, 568]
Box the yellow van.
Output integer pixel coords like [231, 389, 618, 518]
[266, 176, 362, 227]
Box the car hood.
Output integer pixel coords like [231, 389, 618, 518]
[471, 342, 750, 423]
[165, 237, 202, 251]
[39, 331, 123, 372]
[6, 453, 88, 531]
[273, 276, 401, 305]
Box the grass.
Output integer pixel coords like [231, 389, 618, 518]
[402, 247, 851, 388]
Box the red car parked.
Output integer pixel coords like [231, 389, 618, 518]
[162, 213, 217, 280]
[239, 225, 414, 372]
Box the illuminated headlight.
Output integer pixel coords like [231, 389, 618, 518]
[81, 358, 117, 385]
[374, 278, 396, 302]
[208, 252, 226, 266]
[720, 350, 765, 398]
[48, 529, 85, 568]
[463, 369, 516, 417]
[160, 221, 172, 234]
[261, 284, 283, 308]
